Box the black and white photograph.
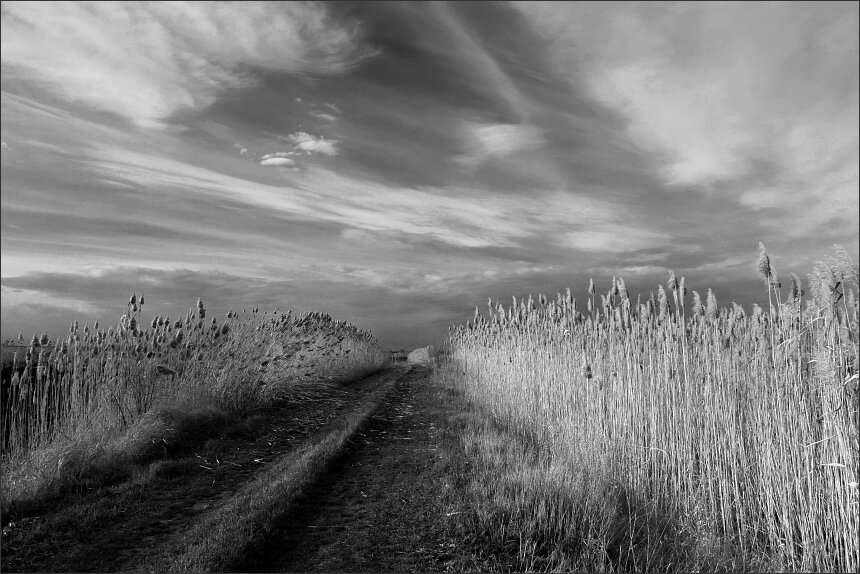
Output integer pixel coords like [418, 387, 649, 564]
[1, 1, 858, 572]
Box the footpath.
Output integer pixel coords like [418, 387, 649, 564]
[237, 364, 461, 572]
[2, 364, 468, 573]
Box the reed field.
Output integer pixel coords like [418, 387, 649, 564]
[436, 244, 859, 572]
[0, 295, 387, 510]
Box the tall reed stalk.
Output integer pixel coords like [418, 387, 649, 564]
[438, 245, 859, 571]
[1, 296, 387, 462]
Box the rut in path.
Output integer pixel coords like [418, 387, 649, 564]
[237, 365, 457, 573]
[0, 368, 401, 574]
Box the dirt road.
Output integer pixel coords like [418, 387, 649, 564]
[2, 364, 462, 573]
[237, 364, 457, 572]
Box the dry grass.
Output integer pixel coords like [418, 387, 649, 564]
[1, 297, 387, 515]
[436, 245, 859, 572]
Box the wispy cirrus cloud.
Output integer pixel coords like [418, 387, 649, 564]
[456, 121, 544, 169]
[515, 1, 860, 244]
[516, 2, 858, 186]
[0, 1, 375, 126]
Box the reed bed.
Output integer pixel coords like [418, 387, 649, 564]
[1, 295, 387, 503]
[437, 245, 858, 572]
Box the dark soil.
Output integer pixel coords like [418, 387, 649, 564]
[236, 365, 463, 573]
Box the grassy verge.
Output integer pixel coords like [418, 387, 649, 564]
[136, 367, 403, 573]
[2, 397, 237, 522]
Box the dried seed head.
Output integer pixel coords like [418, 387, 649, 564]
[658, 284, 668, 317]
[769, 265, 780, 288]
[789, 273, 803, 302]
[706, 288, 717, 321]
[756, 242, 772, 284]
[692, 291, 703, 316]
[667, 271, 678, 292]
[617, 277, 628, 300]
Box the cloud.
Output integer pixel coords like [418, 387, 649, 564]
[260, 157, 296, 167]
[261, 152, 295, 159]
[565, 228, 668, 254]
[5, 2, 853, 351]
[428, 3, 533, 121]
[287, 132, 339, 156]
[516, 2, 859, 191]
[0, 2, 375, 126]
[310, 111, 338, 123]
[0, 266, 472, 349]
[76, 146, 658, 253]
[55, 143, 675, 261]
[74, 147, 516, 249]
[260, 151, 299, 166]
[1, 285, 100, 316]
[1, 142, 9, 150]
[456, 121, 543, 168]
[738, 159, 859, 238]
[586, 265, 668, 280]
[331, 262, 561, 298]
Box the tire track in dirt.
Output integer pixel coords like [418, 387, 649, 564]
[236, 365, 458, 573]
[1, 367, 402, 573]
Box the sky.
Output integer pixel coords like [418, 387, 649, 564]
[1, 1, 858, 350]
